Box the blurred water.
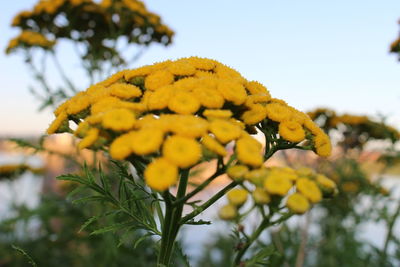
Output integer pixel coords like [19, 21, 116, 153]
[0, 153, 43, 220]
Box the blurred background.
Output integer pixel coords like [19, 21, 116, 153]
[1, 0, 400, 266]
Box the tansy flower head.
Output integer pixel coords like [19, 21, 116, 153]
[286, 193, 310, 214]
[296, 178, 322, 203]
[252, 188, 271, 205]
[279, 120, 306, 143]
[219, 204, 238, 220]
[227, 188, 248, 206]
[144, 158, 178, 191]
[46, 57, 331, 191]
[162, 136, 202, 168]
[264, 174, 292, 196]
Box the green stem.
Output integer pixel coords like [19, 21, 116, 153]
[234, 217, 271, 265]
[173, 168, 224, 206]
[233, 212, 293, 266]
[180, 181, 238, 224]
[158, 169, 189, 266]
[382, 201, 400, 264]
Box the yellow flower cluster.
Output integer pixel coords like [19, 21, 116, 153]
[219, 166, 337, 219]
[308, 107, 400, 145]
[47, 57, 331, 191]
[10, 0, 174, 52]
[391, 37, 400, 54]
[0, 164, 44, 179]
[6, 31, 56, 54]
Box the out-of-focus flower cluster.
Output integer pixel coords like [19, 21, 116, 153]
[308, 108, 400, 148]
[318, 159, 389, 197]
[47, 57, 331, 191]
[7, 0, 173, 66]
[0, 164, 44, 180]
[219, 166, 337, 219]
[6, 31, 55, 54]
[390, 19, 400, 58]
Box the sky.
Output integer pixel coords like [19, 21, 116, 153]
[1, 0, 399, 136]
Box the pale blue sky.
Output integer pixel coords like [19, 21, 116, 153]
[1, 0, 399, 136]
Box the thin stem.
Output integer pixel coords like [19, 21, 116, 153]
[180, 181, 238, 224]
[234, 212, 293, 266]
[382, 201, 400, 263]
[234, 217, 271, 265]
[173, 168, 224, 206]
[51, 51, 77, 94]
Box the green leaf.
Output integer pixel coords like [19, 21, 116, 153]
[11, 245, 37, 267]
[245, 245, 277, 266]
[57, 174, 88, 185]
[133, 233, 154, 249]
[90, 221, 132, 235]
[72, 195, 108, 204]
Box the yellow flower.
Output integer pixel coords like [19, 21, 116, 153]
[245, 94, 271, 107]
[201, 135, 227, 156]
[245, 81, 271, 97]
[124, 65, 154, 80]
[99, 70, 126, 87]
[209, 119, 242, 144]
[109, 133, 135, 160]
[144, 158, 178, 191]
[215, 64, 246, 84]
[341, 181, 359, 193]
[91, 96, 121, 114]
[54, 101, 69, 116]
[173, 77, 198, 91]
[217, 79, 247, 105]
[296, 178, 322, 203]
[102, 109, 136, 131]
[203, 109, 232, 120]
[286, 193, 310, 214]
[167, 60, 196, 76]
[252, 188, 271, 205]
[109, 83, 142, 99]
[227, 165, 249, 181]
[218, 204, 237, 220]
[236, 137, 263, 167]
[278, 120, 305, 142]
[192, 87, 225, 109]
[130, 128, 164, 155]
[74, 121, 90, 138]
[46, 112, 68, 134]
[265, 102, 292, 122]
[264, 174, 292, 196]
[66, 93, 90, 115]
[296, 167, 314, 177]
[194, 70, 215, 79]
[169, 115, 209, 138]
[145, 70, 174, 91]
[227, 188, 248, 206]
[241, 104, 267, 125]
[314, 133, 332, 157]
[162, 136, 202, 168]
[78, 128, 99, 150]
[316, 174, 336, 191]
[269, 167, 298, 181]
[147, 85, 174, 110]
[168, 91, 200, 114]
[186, 57, 216, 70]
[244, 168, 269, 186]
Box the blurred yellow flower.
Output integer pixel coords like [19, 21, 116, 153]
[286, 193, 310, 214]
